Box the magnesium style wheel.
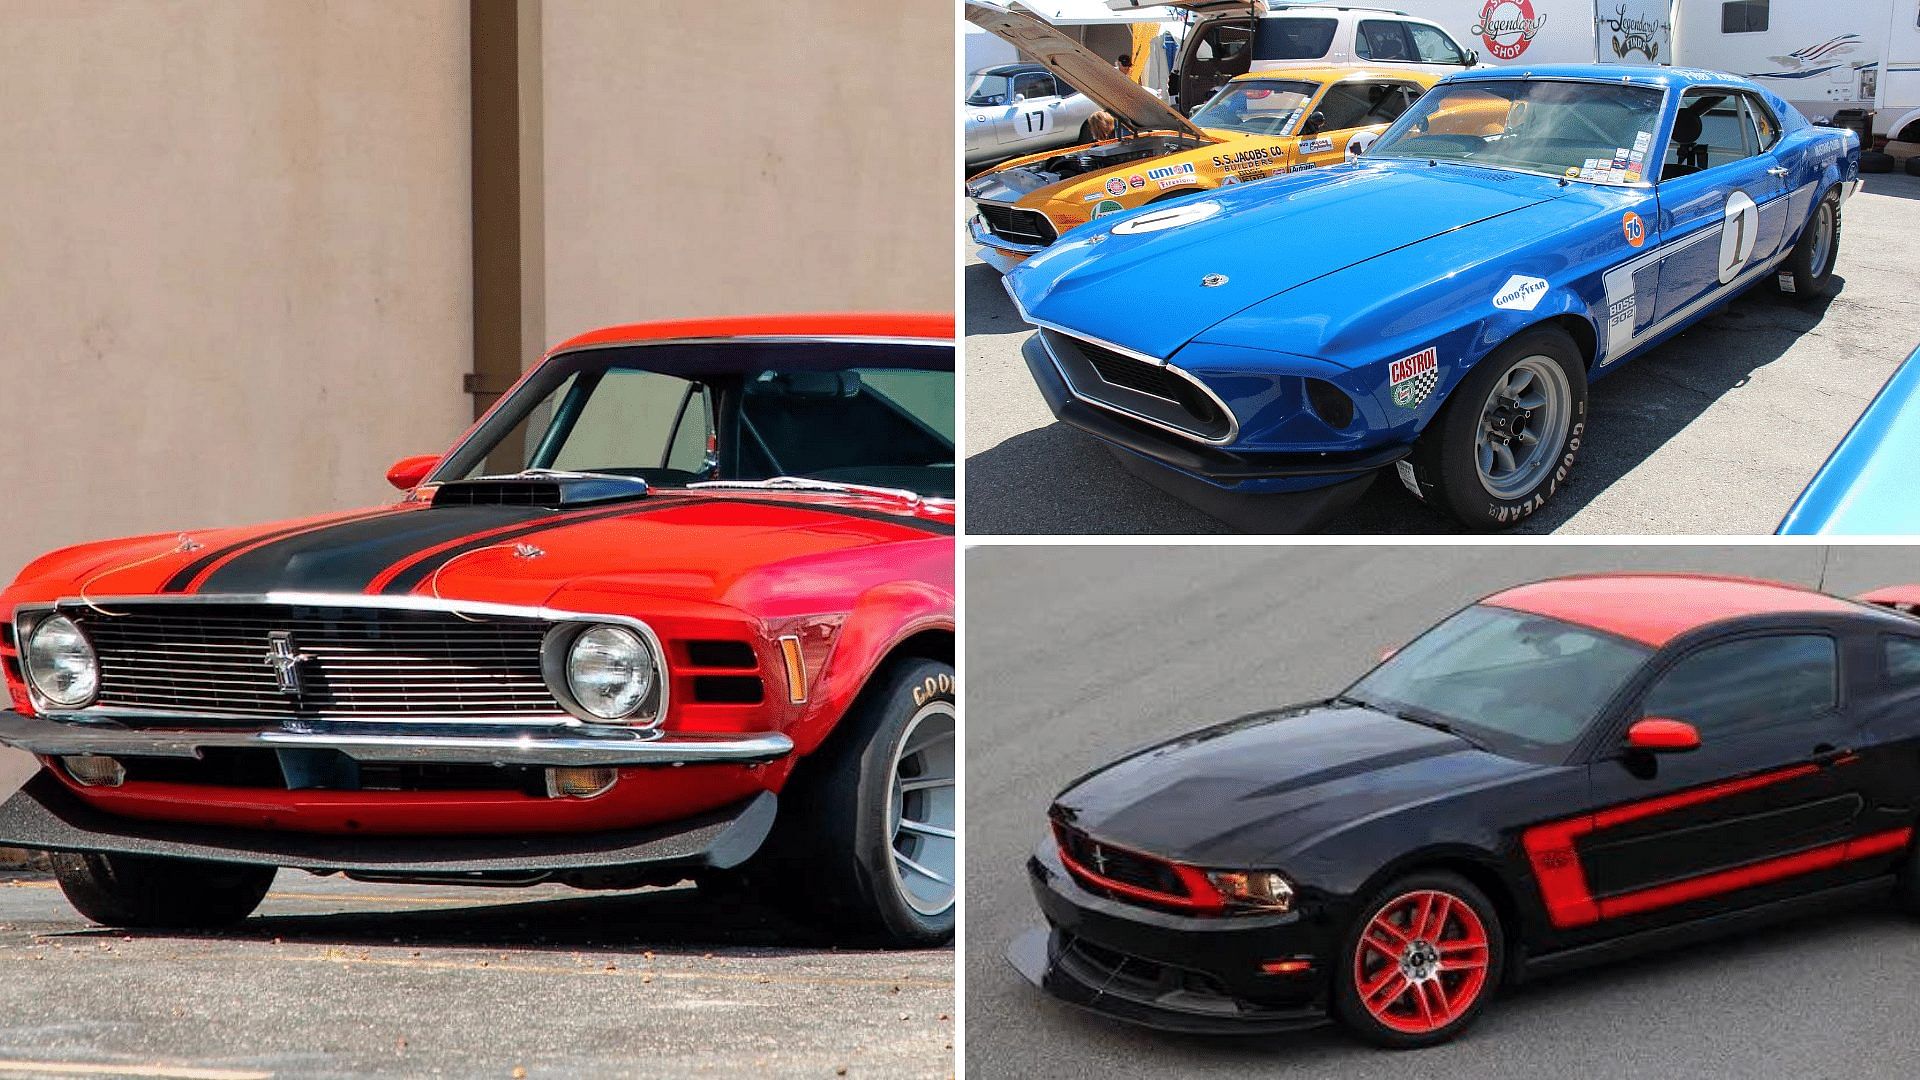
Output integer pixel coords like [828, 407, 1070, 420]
[50, 852, 275, 929]
[753, 657, 955, 947]
[1402, 328, 1587, 530]
[1334, 872, 1504, 1049]
[1775, 187, 1841, 300]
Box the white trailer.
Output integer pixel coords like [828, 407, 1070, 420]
[1385, 0, 1674, 66]
[1673, 0, 1920, 144]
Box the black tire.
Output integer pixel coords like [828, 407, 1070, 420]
[1401, 328, 1587, 530]
[1896, 834, 1920, 918]
[1333, 871, 1505, 1050]
[1860, 150, 1895, 174]
[747, 658, 955, 947]
[1904, 156, 1920, 177]
[1774, 186, 1842, 300]
[51, 851, 274, 929]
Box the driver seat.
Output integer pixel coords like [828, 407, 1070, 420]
[1666, 110, 1708, 177]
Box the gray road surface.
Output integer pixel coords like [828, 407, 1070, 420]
[965, 544, 1920, 1078]
[964, 173, 1920, 534]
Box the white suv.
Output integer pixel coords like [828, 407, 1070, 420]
[1111, 2, 1478, 113]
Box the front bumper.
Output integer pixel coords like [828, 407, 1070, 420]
[1022, 334, 1397, 530]
[1008, 842, 1332, 1034]
[0, 770, 776, 876]
[0, 709, 794, 767]
[969, 214, 1040, 274]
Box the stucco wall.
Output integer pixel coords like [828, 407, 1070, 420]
[0, 1, 476, 580]
[533, 0, 956, 347]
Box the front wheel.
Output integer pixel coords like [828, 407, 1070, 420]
[51, 851, 275, 929]
[1333, 872, 1504, 1049]
[1774, 187, 1841, 301]
[751, 658, 956, 947]
[1401, 328, 1587, 530]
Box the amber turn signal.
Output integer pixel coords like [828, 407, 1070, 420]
[545, 766, 618, 799]
[62, 755, 126, 788]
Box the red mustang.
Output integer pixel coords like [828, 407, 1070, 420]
[0, 313, 955, 946]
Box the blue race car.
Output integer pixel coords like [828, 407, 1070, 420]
[1004, 66, 1862, 531]
[1777, 342, 1920, 535]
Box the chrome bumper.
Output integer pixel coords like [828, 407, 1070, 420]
[0, 710, 793, 767]
[969, 215, 1040, 274]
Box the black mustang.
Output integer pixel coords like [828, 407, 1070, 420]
[1009, 573, 1920, 1047]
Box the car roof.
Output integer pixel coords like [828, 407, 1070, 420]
[974, 62, 1050, 77]
[1229, 65, 1440, 88]
[1441, 64, 1757, 92]
[549, 313, 953, 356]
[1483, 573, 1864, 648]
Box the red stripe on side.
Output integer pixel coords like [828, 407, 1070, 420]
[1599, 827, 1913, 920]
[1523, 763, 1830, 929]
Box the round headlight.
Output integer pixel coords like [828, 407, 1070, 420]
[565, 625, 656, 721]
[25, 615, 99, 708]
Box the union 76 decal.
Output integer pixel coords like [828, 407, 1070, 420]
[1389, 347, 1440, 409]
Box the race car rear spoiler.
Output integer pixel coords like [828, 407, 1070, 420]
[1855, 586, 1920, 616]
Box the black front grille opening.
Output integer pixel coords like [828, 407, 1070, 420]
[691, 675, 766, 704]
[105, 750, 546, 795]
[684, 640, 758, 669]
[977, 202, 1057, 246]
[1055, 822, 1187, 897]
[1304, 378, 1355, 429]
[1045, 330, 1233, 442]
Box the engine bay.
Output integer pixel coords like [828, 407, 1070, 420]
[1025, 135, 1206, 183]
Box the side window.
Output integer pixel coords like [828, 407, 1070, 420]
[1406, 22, 1466, 64]
[1721, 0, 1770, 33]
[1666, 90, 1759, 175]
[1885, 637, 1920, 690]
[1210, 23, 1252, 63]
[1743, 93, 1780, 150]
[1314, 84, 1375, 130]
[1363, 83, 1421, 124]
[1356, 20, 1414, 62]
[1012, 72, 1054, 100]
[1641, 635, 1838, 739]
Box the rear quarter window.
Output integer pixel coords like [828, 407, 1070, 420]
[1884, 637, 1920, 690]
[1253, 17, 1337, 61]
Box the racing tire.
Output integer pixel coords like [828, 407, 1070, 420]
[1904, 155, 1920, 177]
[50, 852, 275, 929]
[1860, 150, 1895, 174]
[1333, 871, 1504, 1050]
[746, 657, 955, 948]
[1775, 187, 1842, 300]
[1402, 327, 1587, 531]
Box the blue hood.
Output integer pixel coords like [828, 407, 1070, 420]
[1006, 162, 1571, 360]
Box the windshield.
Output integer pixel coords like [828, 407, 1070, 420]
[967, 73, 1012, 106]
[1369, 79, 1666, 184]
[1345, 604, 1650, 760]
[1191, 79, 1319, 136]
[1253, 17, 1337, 61]
[435, 343, 954, 499]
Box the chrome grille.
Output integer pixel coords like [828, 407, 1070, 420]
[977, 202, 1057, 246]
[75, 604, 562, 722]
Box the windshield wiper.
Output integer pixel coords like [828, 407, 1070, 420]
[1340, 695, 1492, 752]
[688, 476, 940, 507]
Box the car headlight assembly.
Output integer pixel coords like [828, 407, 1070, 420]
[24, 615, 100, 708]
[1206, 869, 1295, 913]
[548, 624, 659, 723]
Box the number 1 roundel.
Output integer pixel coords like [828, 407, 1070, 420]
[1717, 191, 1760, 284]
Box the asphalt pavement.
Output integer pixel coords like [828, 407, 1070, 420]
[964, 172, 1920, 534]
[964, 544, 1920, 1078]
[0, 852, 951, 1078]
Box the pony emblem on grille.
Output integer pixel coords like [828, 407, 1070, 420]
[264, 631, 311, 697]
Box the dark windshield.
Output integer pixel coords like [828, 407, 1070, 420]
[1369, 79, 1665, 183]
[966, 72, 1015, 106]
[1346, 605, 1650, 760]
[435, 343, 954, 498]
[1253, 17, 1337, 61]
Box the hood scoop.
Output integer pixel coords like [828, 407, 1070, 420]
[430, 473, 651, 509]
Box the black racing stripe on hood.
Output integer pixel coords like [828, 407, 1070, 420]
[193, 505, 560, 595]
[704, 498, 955, 536]
[161, 508, 397, 593]
[374, 498, 696, 596]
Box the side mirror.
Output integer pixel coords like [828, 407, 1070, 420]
[1301, 111, 1328, 136]
[1379, 646, 1399, 663]
[386, 454, 440, 491]
[1465, 49, 1480, 66]
[1626, 717, 1701, 753]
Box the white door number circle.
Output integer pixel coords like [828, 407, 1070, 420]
[1718, 191, 1759, 284]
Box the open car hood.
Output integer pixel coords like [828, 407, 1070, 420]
[966, 2, 1204, 140]
[1106, 0, 1250, 12]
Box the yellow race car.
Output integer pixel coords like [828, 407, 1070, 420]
[964, 4, 1439, 273]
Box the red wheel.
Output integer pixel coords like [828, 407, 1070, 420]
[1335, 873, 1503, 1047]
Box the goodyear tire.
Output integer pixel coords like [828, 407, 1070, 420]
[1402, 328, 1586, 531]
[1775, 187, 1841, 300]
[51, 852, 274, 929]
[1333, 871, 1504, 1049]
[1860, 150, 1894, 174]
[748, 658, 955, 947]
